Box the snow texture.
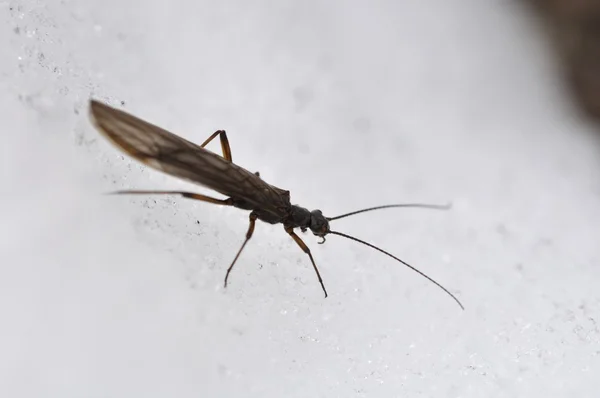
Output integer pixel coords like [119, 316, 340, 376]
[1, 1, 600, 397]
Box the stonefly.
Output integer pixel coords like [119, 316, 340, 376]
[89, 100, 463, 309]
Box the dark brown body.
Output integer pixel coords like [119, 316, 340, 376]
[90, 100, 331, 296]
[89, 99, 463, 308]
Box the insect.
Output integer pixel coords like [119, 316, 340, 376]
[89, 99, 463, 310]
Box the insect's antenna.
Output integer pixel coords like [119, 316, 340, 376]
[328, 230, 464, 310]
[326, 203, 451, 222]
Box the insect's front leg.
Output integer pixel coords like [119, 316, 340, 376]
[284, 225, 328, 298]
[200, 130, 232, 162]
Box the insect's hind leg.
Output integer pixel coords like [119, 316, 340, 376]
[285, 226, 328, 298]
[110, 190, 233, 206]
[224, 212, 258, 288]
[200, 130, 232, 162]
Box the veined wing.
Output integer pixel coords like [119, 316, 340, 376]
[89, 100, 291, 214]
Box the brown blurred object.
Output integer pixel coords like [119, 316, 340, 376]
[529, 0, 600, 120]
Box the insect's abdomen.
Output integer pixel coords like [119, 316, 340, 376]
[89, 100, 292, 215]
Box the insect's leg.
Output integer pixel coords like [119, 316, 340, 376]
[111, 190, 233, 205]
[200, 130, 232, 162]
[284, 226, 328, 298]
[224, 212, 258, 288]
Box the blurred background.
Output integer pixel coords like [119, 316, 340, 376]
[1, 0, 599, 397]
[528, 0, 600, 121]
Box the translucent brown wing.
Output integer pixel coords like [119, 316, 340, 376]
[89, 100, 291, 215]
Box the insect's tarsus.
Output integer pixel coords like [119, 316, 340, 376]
[329, 230, 464, 310]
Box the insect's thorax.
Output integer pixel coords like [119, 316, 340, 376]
[231, 198, 290, 225]
[251, 204, 310, 226]
[232, 199, 329, 236]
[285, 205, 312, 229]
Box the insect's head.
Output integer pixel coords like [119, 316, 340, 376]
[309, 209, 330, 239]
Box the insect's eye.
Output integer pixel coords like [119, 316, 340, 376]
[310, 214, 322, 228]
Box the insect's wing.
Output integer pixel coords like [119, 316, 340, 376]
[89, 100, 290, 213]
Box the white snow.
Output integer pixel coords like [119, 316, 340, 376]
[2, 0, 600, 397]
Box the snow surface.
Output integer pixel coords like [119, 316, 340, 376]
[2, 0, 600, 397]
